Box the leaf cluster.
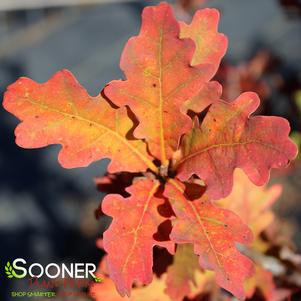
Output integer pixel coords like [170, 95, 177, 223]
[2, 2, 298, 300]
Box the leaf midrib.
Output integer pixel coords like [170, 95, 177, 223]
[23, 97, 157, 172]
[158, 26, 167, 166]
[121, 181, 160, 273]
[169, 179, 226, 274]
[177, 140, 286, 168]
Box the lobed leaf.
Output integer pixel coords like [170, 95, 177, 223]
[218, 169, 282, 239]
[179, 7, 226, 115]
[3, 70, 156, 173]
[180, 8, 228, 75]
[165, 179, 254, 300]
[105, 3, 214, 165]
[102, 179, 174, 296]
[176, 92, 298, 199]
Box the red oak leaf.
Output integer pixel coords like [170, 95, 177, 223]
[104, 3, 214, 165]
[164, 179, 254, 300]
[3, 70, 156, 173]
[180, 8, 228, 74]
[176, 92, 297, 199]
[180, 8, 226, 114]
[102, 179, 174, 296]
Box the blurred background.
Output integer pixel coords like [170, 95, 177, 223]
[0, 0, 300, 300]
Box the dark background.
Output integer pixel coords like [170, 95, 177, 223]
[0, 0, 300, 300]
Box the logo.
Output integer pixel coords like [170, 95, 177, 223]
[5, 258, 102, 282]
[5, 258, 103, 299]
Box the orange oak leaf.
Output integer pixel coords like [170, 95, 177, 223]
[104, 3, 214, 165]
[218, 169, 282, 239]
[164, 179, 254, 300]
[180, 8, 226, 114]
[176, 92, 298, 199]
[102, 179, 174, 297]
[3, 70, 156, 173]
[165, 244, 200, 301]
[180, 8, 228, 75]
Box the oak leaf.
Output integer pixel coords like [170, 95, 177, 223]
[180, 8, 226, 113]
[176, 92, 297, 199]
[164, 179, 254, 300]
[102, 179, 174, 296]
[104, 3, 214, 165]
[180, 8, 228, 74]
[3, 70, 156, 173]
[218, 169, 282, 239]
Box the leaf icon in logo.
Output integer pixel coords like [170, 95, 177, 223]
[93, 275, 103, 283]
[5, 262, 14, 278]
